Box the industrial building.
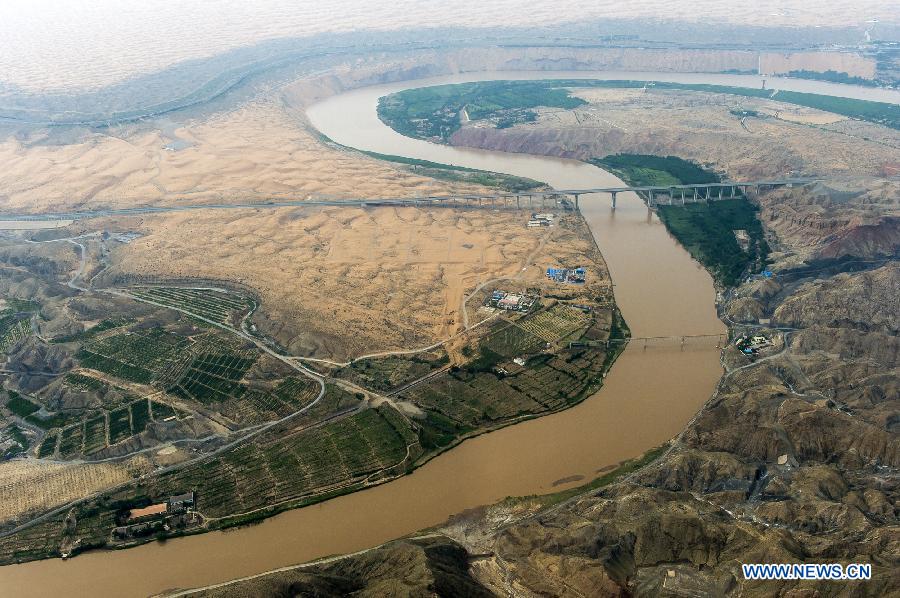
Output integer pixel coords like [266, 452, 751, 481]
[485, 290, 538, 312]
[546, 266, 586, 284]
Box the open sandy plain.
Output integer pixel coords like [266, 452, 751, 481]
[0, 97, 491, 215]
[96, 206, 600, 361]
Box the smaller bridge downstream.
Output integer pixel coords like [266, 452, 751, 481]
[570, 333, 728, 350]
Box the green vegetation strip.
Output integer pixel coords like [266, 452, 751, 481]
[358, 150, 544, 193]
[592, 154, 769, 287]
[5, 391, 39, 418]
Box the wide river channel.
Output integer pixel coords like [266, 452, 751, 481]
[4, 70, 897, 597]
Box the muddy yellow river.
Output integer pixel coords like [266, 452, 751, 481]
[7, 70, 890, 596]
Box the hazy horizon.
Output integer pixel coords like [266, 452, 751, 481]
[1, 0, 896, 93]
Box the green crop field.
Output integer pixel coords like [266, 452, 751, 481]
[107, 407, 132, 444]
[77, 328, 190, 384]
[58, 425, 84, 457]
[130, 287, 252, 326]
[6, 391, 40, 418]
[144, 404, 417, 518]
[130, 400, 151, 434]
[83, 416, 108, 454]
[338, 352, 449, 393]
[36, 433, 57, 458]
[149, 400, 179, 421]
[169, 351, 256, 404]
[479, 323, 545, 358]
[63, 373, 108, 393]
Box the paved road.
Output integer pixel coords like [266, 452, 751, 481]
[0, 178, 825, 222]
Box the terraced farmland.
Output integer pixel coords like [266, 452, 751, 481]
[401, 306, 615, 438]
[0, 312, 31, 352]
[169, 350, 256, 404]
[47, 398, 161, 458]
[337, 352, 449, 393]
[77, 329, 191, 384]
[235, 377, 320, 421]
[129, 287, 253, 326]
[150, 404, 417, 518]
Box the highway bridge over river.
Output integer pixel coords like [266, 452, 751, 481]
[0, 178, 820, 222]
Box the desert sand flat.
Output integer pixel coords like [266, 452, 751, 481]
[0, 99, 489, 215]
[101, 206, 601, 361]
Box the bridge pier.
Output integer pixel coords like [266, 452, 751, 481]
[693, 188, 699, 201]
[730, 185, 736, 198]
[718, 186, 723, 200]
[611, 191, 617, 210]
[648, 189, 654, 206]
[573, 194, 580, 210]
[681, 188, 686, 205]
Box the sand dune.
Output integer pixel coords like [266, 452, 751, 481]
[0, 99, 488, 214]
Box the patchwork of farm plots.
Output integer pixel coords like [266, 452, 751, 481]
[337, 352, 449, 393]
[129, 287, 252, 326]
[0, 301, 37, 352]
[146, 403, 418, 518]
[516, 303, 592, 342]
[76, 328, 190, 385]
[18, 321, 321, 459]
[34, 397, 180, 459]
[398, 305, 611, 440]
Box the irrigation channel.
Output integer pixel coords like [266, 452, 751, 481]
[4, 71, 897, 597]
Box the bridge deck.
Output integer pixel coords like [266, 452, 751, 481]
[0, 178, 822, 221]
